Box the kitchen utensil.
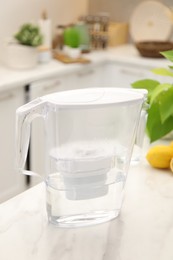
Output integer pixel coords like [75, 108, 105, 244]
[130, 1, 173, 42]
[16, 88, 146, 227]
[108, 22, 128, 47]
[135, 41, 173, 58]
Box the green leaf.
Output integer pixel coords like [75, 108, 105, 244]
[131, 79, 160, 101]
[151, 68, 173, 77]
[147, 102, 173, 142]
[14, 23, 43, 47]
[131, 79, 160, 103]
[155, 85, 173, 123]
[63, 26, 80, 48]
[160, 50, 173, 62]
[150, 83, 172, 104]
[131, 79, 160, 92]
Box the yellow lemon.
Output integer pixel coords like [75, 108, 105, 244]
[170, 158, 173, 172]
[146, 145, 173, 169]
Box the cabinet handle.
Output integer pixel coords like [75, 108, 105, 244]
[119, 68, 146, 77]
[43, 80, 62, 91]
[0, 92, 13, 101]
[77, 69, 95, 77]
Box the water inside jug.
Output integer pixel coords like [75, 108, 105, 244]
[16, 88, 147, 227]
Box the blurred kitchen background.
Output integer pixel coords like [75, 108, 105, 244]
[1, 0, 173, 203]
[0, 0, 172, 42]
[89, 0, 173, 22]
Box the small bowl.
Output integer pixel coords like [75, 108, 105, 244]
[135, 41, 173, 58]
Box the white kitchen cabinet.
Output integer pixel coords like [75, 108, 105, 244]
[69, 63, 105, 89]
[30, 74, 71, 98]
[101, 61, 154, 88]
[0, 86, 25, 203]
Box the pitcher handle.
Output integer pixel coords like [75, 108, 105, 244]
[16, 98, 47, 175]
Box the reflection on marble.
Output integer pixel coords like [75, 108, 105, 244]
[1, 161, 173, 260]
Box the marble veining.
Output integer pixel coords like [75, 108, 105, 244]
[1, 161, 173, 260]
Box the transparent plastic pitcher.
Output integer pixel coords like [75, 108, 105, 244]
[16, 88, 146, 227]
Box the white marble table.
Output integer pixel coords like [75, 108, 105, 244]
[1, 160, 173, 260]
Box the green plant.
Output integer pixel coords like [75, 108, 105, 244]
[15, 23, 43, 47]
[132, 50, 173, 143]
[63, 26, 80, 48]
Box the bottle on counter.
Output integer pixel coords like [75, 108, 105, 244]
[52, 25, 65, 51]
[38, 10, 52, 63]
[75, 22, 91, 53]
[38, 10, 52, 49]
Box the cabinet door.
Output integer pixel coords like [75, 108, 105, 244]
[101, 62, 153, 88]
[30, 75, 70, 98]
[71, 64, 104, 89]
[0, 87, 25, 202]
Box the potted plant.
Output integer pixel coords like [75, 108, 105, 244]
[132, 50, 173, 143]
[7, 23, 43, 69]
[63, 25, 81, 59]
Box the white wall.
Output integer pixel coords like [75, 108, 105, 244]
[0, 0, 88, 40]
[89, 0, 173, 22]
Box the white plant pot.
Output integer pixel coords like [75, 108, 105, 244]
[63, 45, 81, 59]
[6, 43, 38, 69]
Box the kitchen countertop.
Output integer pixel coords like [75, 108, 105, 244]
[1, 158, 173, 260]
[0, 49, 105, 90]
[0, 44, 170, 91]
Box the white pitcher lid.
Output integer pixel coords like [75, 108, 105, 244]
[41, 88, 147, 108]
